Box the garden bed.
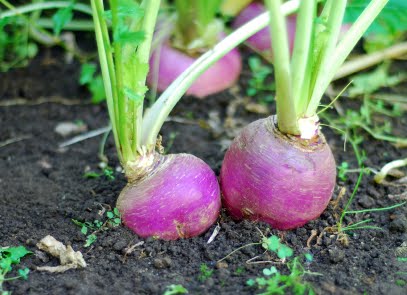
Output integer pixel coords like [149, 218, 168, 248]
[0, 48, 406, 295]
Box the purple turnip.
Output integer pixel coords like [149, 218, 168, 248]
[220, 0, 388, 229]
[148, 36, 241, 98]
[147, 0, 242, 98]
[232, 2, 297, 56]
[117, 153, 221, 240]
[220, 117, 336, 229]
[91, 0, 221, 240]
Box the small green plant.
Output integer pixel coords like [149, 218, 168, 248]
[198, 264, 213, 282]
[261, 235, 293, 261]
[79, 63, 106, 104]
[247, 56, 275, 104]
[163, 284, 188, 295]
[0, 246, 31, 295]
[338, 161, 349, 181]
[72, 208, 122, 247]
[84, 166, 115, 181]
[0, 15, 38, 72]
[395, 279, 406, 287]
[0, 1, 93, 72]
[246, 254, 315, 295]
[235, 267, 245, 275]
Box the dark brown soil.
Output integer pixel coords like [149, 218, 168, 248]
[0, 48, 406, 295]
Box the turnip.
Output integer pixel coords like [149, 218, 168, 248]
[233, 2, 296, 56]
[147, 0, 242, 98]
[90, 0, 221, 240]
[221, 0, 389, 229]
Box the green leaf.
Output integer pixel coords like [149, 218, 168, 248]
[263, 266, 278, 276]
[81, 225, 88, 235]
[113, 30, 145, 45]
[113, 208, 120, 216]
[348, 64, 405, 97]
[0, 259, 12, 272]
[267, 236, 281, 252]
[85, 234, 97, 247]
[1, 246, 32, 264]
[344, 0, 407, 35]
[305, 253, 313, 262]
[52, 5, 74, 36]
[277, 245, 293, 259]
[163, 284, 188, 295]
[88, 76, 106, 104]
[18, 268, 30, 280]
[83, 171, 102, 179]
[106, 211, 114, 219]
[79, 63, 97, 85]
[246, 279, 256, 287]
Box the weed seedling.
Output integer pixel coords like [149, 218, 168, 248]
[246, 251, 316, 295]
[0, 246, 31, 295]
[198, 264, 213, 282]
[72, 208, 122, 247]
[247, 56, 275, 105]
[163, 284, 188, 295]
[338, 162, 349, 181]
[84, 166, 115, 181]
[235, 267, 245, 275]
[79, 63, 106, 104]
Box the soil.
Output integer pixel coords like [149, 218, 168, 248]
[0, 47, 406, 295]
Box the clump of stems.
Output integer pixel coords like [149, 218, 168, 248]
[172, 0, 223, 52]
[265, 0, 389, 137]
[90, 0, 160, 168]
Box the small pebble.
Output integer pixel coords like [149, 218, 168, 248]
[389, 217, 407, 233]
[54, 121, 87, 137]
[357, 195, 375, 208]
[328, 248, 345, 263]
[113, 240, 127, 251]
[153, 257, 172, 269]
[216, 261, 228, 269]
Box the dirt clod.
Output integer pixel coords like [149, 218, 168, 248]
[328, 248, 345, 263]
[389, 217, 407, 233]
[153, 257, 172, 269]
[358, 195, 376, 208]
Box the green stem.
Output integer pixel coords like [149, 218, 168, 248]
[133, 0, 161, 151]
[111, 0, 133, 162]
[290, 0, 316, 117]
[140, 0, 301, 148]
[306, 0, 347, 117]
[338, 168, 364, 231]
[345, 202, 406, 214]
[306, 0, 389, 116]
[265, 0, 297, 135]
[0, 1, 92, 19]
[91, 0, 121, 161]
[36, 18, 96, 31]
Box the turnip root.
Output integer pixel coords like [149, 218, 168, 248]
[117, 153, 221, 240]
[220, 116, 336, 230]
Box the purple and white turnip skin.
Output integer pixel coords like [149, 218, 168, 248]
[147, 36, 242, 98]
[232, 2, 296, 55]
[117, 153, 221, 240]
[220, 116, 336, 230]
